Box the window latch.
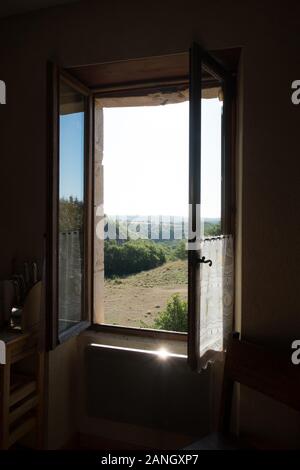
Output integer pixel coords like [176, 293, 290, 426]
[196, 256, 212, 267]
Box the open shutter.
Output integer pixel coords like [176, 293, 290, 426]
[188, 43, 235, 370]
[47, 63, 93, 349]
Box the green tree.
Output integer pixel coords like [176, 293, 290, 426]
[104, 239, 166, 277]
[154, 293, 187, 332]
[204, 221, 221, 236]
[59, 196, 83, 231]
[173, 240, 187, 260]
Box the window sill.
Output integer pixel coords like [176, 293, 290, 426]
[89, 323, 187, 341]
[59, 320, 90, 345]
[79, 323, 187, 356]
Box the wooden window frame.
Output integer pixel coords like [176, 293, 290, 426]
[187, 43, 236, 369]
[46, 64, 94, 349]
[46, 46, 236, 350]
[89, 51, 235, 344]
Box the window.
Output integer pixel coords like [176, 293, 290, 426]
[47, 67, 93, 348]
[93, 92, 224, 335]
[58, 80, 85, 334]
[92, 47, 235, 348]
[100, 100, 189, 334]
[47, 46, 236, 354]
[188, 44, 235, 368]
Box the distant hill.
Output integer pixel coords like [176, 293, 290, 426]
[104, 215, 221, 240]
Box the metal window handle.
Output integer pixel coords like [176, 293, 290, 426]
[197, 256, 212, 267]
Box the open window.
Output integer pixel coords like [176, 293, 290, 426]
[47, 66, 93, 348]
[94, 85, 190, 337]
[188, 44, 235, 369]
[47, 45, 236, 357]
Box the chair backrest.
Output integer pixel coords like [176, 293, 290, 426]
[219, 332, 300, 434]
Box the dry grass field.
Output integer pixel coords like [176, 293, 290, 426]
[104, 260, 188, 328]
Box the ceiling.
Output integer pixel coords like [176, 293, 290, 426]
[0, 0, 78, 18]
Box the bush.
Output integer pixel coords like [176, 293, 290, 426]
[173, 240, 187, 260]
[204, 221, 221, 236]
[104, 239, 166, 277]
[154, 293, 187, 332]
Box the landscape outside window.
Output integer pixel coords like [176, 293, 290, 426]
[99, 98, 222, 333]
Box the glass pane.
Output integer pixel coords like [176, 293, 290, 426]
[58, 80, 85, 335]
[201, 86, 223, 237]
[96, 93, 190, 333]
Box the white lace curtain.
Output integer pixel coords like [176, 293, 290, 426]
[198, 235, 234, 370]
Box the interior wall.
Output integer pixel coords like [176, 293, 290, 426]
[0, 0, 299, 448]
[46, 337, 78, 449]
[77, 333, 209, 449]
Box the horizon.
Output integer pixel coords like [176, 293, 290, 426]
[103, 213, 220, 221]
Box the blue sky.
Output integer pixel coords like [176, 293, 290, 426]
[59, 111, 84, 201]
[59, 99, 222, 218]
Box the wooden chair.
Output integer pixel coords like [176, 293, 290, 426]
[186, 332, 300, 449]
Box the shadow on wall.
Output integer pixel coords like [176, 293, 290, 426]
[85, 344, 210, 438]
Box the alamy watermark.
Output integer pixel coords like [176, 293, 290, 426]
[94, 204, 214, 251]
[0, 80, 6, 104]
[291, 340, 300, 365]
[291, 80, 300, 105]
